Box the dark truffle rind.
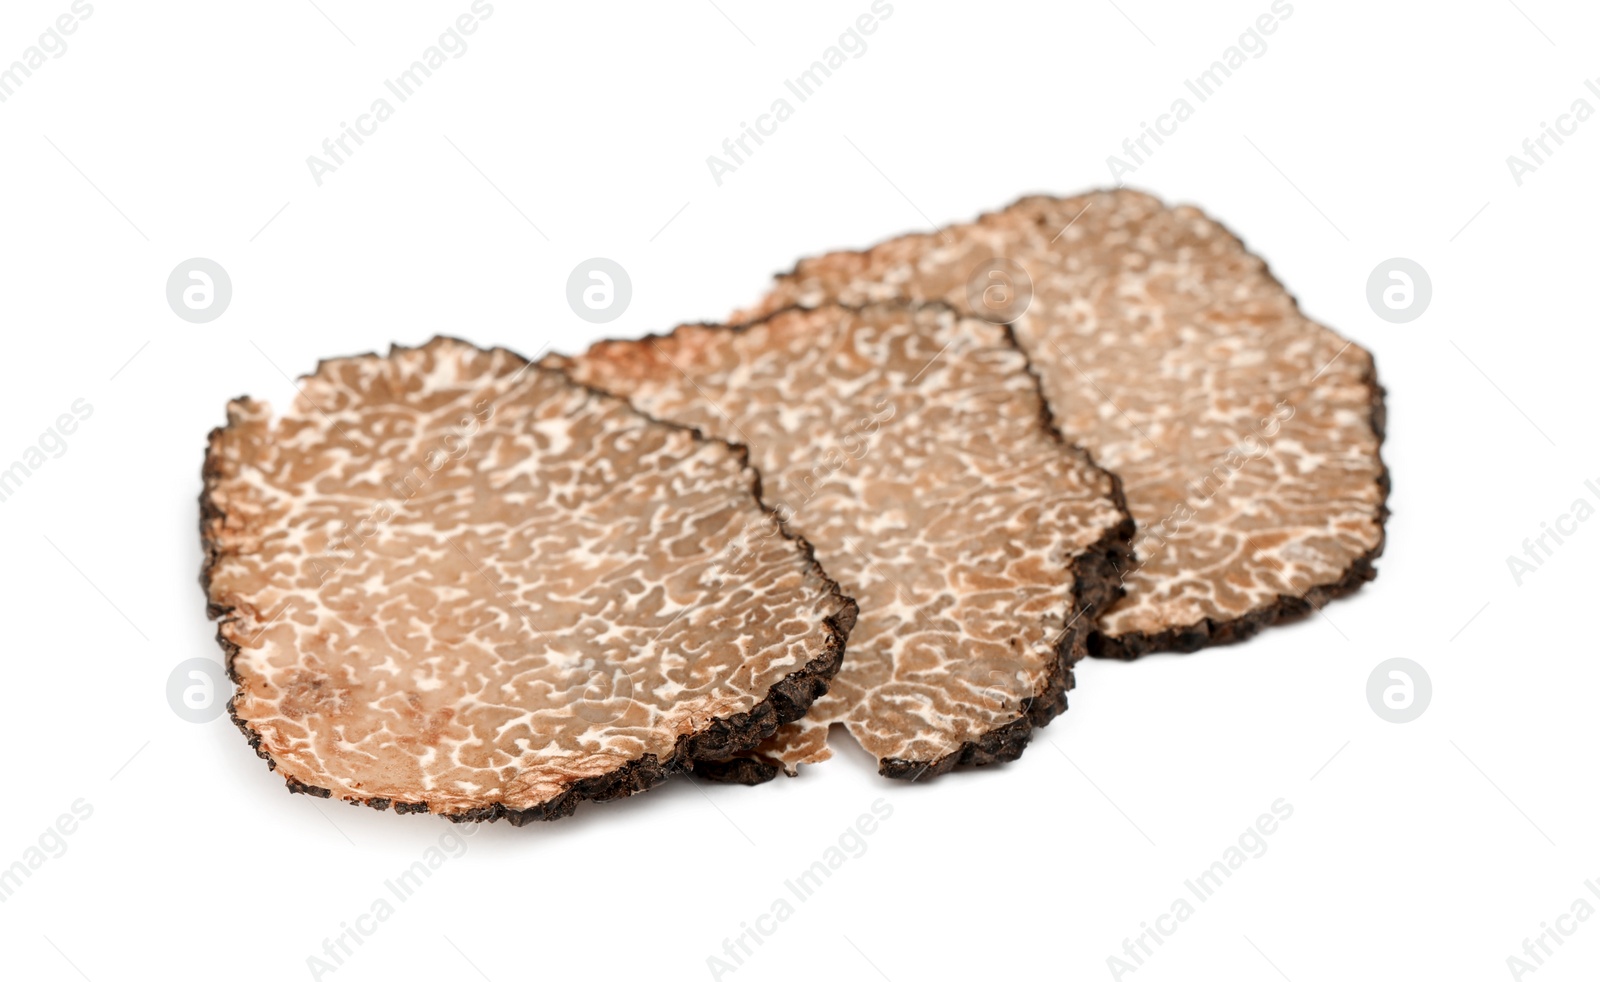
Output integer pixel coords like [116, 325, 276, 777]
[691, 757, 786, 786]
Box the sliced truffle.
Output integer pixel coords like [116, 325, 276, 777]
[550, 303, 1132, 779]
[200, 337, 855, 823]
[738, 190, 1388, 658]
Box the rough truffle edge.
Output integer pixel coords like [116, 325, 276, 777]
[879, 316, 1134, 780]
[740, 188, 1391, 663]
[1079, 194, 1391, 659]
[549, 303, 1135, 783]
[1089, 356, 1389, 659]
[198, 336, 858, 825]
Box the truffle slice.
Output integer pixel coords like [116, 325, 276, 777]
[551, 303, 1132, 779]
[201, 337, 854, 823]
[738, 190, 1388, 658]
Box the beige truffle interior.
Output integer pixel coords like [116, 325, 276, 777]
[203, 338, 848, 815]
[556, 304, 1128, 772]
[741, 190, 1387, 652]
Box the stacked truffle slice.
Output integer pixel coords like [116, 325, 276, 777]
[202, 338, 854, 823]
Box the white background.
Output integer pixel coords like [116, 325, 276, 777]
[1, 2, 1596, 979]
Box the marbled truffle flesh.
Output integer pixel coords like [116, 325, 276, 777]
[737, 190, 1388, 659]
[201, 337, 854, 822]
[552, 303, 1132, 779]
